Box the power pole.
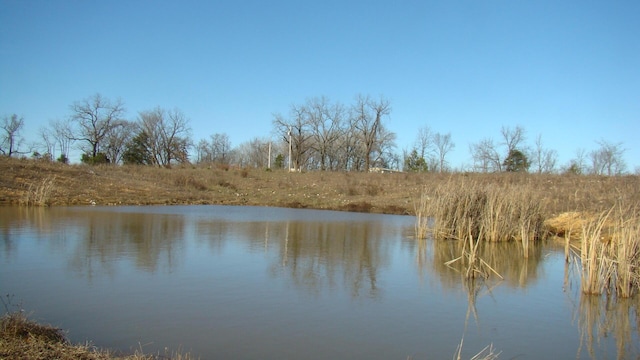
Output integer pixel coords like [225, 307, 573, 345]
[288, 126, 292, 172]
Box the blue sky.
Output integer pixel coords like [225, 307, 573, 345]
[1, 0, 638, 170]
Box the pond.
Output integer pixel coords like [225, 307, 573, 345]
[0, 206, 638, 359]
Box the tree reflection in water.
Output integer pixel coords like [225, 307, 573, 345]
[68, 212, 186, 279]
[196, 216, 392, 299]
[271, 221, 389, 299]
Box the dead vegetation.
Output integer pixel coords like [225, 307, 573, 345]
[412, 174, 640, 297]
[414, 177, 545, 261]
[0, 309, 194, 360]
[2, 157, 638, 217]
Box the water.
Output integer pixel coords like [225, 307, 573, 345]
[1, 206, 638, 359]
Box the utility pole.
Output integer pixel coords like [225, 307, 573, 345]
[288, 126, 292, 172]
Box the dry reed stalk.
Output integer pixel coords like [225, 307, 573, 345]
[576, 209, 613, 295]
[23, 176, 56, 206]
[564, 229, 572, 263]
[453, 337, 501, 360]
[610, 205, 640, 298]
[415, 178, 544, 258]
[444, 225, 503, 280]
[414, 186, 430, 239]
[572, 202, 640, 297]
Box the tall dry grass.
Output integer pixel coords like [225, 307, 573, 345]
[22, 176, 56, 206]
[415, 178, 545, 258]
[572, 202, 640, 297]
[444, 225, 504, 280]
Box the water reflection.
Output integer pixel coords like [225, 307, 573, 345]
[426, 238, 544, 290]
[574, 289, 640, 359]
[195, 218, 390, 299]
[274, 221, 388, 299]
[1, 206, 639, 359]
[68, 211, 186, 278]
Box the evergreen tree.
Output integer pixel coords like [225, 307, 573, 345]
[404, 148, 428, 172]
[503, 149, 529, 172]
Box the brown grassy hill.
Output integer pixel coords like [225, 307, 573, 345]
[1, 156, 638, 217]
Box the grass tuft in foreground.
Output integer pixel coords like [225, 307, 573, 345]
[0, 310, 196, 360]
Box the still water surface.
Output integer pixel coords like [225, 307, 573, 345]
[1, 206, 638, 359]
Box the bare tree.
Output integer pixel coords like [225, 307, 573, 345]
[563, 148, 587, 175]
[470, 125, 527, 173]
[196, 139, 210, 163]
[433, 132, 455, 173]
[500, 125, 526, 155]
[470, 137, 501, 172]
[50, 119, 75, 163]
[590, 140, 626, 175]
[137, 107, 191, 167]
[273, 104, 312, 171]
[198, 133, 233, 165]
[351, 95, 392, 171]
[0, 114, 25, 157]
[414, 126, 434, 160]
[37, 126, 55, 161]
[235, 137, 270, 168]
[69, 93, 126, 159]
[338, 115, 365, 171]
[532, 134, 557, 174]
[372, 124, 397, 169]
[104, 120, 136, 165]
[210, 133, 232, 165]
[305, 97, 345, 171]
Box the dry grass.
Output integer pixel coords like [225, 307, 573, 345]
[0, 310, 195, 360]
[1, 157, 639, 216]
[571, 202, 640, 297]
[22, 175, 56, 206]
[453, 338, 501, 360]
[443, 225, 504, 280]
[415, 177, 545, 258]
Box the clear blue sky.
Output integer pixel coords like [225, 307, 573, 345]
[1, 0, 638, 170]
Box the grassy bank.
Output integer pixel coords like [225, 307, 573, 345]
[1, 156, 638, 216]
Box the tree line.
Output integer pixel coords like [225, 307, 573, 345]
[0, 93, 631, 175]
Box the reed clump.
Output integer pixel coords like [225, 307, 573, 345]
[444, 226, 504, 280]
[22, 176, 56, 206]
[572, 202, 640, 297]
[415, 178, 545, 257]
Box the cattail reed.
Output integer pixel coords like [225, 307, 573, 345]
[414, 178, 545, 257]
